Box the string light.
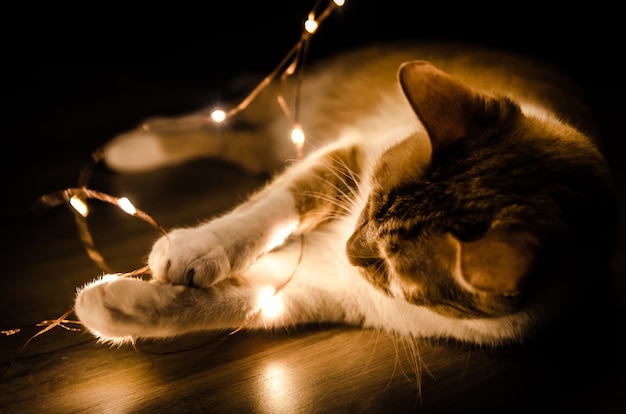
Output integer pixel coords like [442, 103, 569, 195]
[69, 196, 89, 217]
[199, 0, 345, 157]
[305, 13, 319, 34]
[33, 0, 345, 272]
[1, 2, 344, 369]
[267, 220, 299, 252]
[117, 197, 137, 215]
[33, 186, 168, 273]
[136, 0, 344, 157]
[210, 109, 226, 123]
[290, 126, 305, 146]
[257, 286, 284, 319]
[291, 125, 306, 160]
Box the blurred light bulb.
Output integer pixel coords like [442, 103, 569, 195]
[291, 127, 305, 146]
[70, 196, 89, 217]
[257, 286, 284, 318]
[211, 109, 226, 123]
[117, 197, 137, 215]
[304, 16, 318, 34]
[267, 221, 298, 251]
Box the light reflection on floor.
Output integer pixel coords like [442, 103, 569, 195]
[256, 361, 309, 414]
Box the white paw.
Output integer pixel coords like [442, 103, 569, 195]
[74, 275, 184, 343]
[148, 228, 233, 288]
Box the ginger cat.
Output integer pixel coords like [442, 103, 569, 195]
[75, 42, 616, 346]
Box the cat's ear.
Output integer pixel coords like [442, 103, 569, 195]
[398, 61, 503, 152]
[455, 230, 537, 295]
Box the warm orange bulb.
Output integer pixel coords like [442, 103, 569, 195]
[70, 196, 89, 217]
[210, 109, 226, 123]
[304, 16, 318, 34]
[117, 197, 137, 215]
[291, 127, 305, 145]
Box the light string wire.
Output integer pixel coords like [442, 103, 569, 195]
[1, 0, 346, 376]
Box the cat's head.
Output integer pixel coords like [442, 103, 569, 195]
[346, 61, 616, 319]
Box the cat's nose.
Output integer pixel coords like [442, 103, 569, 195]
[346, 225, 380, 267]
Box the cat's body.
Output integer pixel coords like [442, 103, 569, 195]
[74, 42, 616, 346]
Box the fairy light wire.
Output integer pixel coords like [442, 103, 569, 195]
[0, 308, 77, 378]
[221, 0, 342, 124]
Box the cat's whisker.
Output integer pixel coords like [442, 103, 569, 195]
[323, 153, 360, 180]
[399, 336, 432, 401]
[359, 328, 384, 375]
[298, 191, 354, 215]
[398, 338, 417, 388]
[297, 166, 363, 212]
[385, 331, 402, 394]
[322, 157, 364, 201]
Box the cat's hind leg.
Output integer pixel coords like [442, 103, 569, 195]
[102, 82, 296, 175]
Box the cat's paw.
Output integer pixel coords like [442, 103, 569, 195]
[148, 228, 233, 288]
[74, 275, 185, 342]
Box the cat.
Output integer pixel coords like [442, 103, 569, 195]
[74, 41, 616, 347]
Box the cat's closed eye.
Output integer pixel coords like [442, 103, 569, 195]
[450, 220, 492, 242]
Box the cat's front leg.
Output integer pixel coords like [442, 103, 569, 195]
[149, 144, 365, 289]
[74, 254, 353, 342]
[149, 190, 300, 288]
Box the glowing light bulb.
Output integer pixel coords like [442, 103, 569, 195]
[210, 109, 226, 123]
[285, 59, 298, 76]
[333, 0, 345, 6]
[267, 221, 298, 251]
[70, 196, 89, 217]
[257, 286, 284, 318]
[304, 14, 318, 34]
[117, 197, 137, 215]
[291, 126, 305, 146]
